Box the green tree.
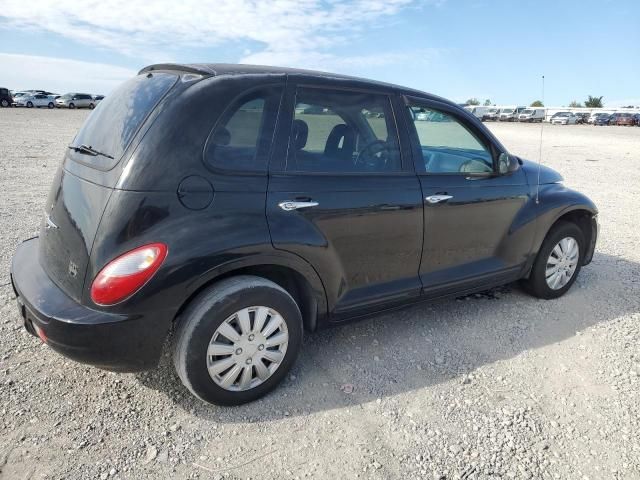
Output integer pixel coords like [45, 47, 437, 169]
[466, 98, 480, 106]
[530, 100, 544, 107]
[568, 100, 583, 108]
[584, 96, 604, 108]
[483, 99, 492, 106]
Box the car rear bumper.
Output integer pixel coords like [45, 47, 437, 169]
[10, 237, 172, 372]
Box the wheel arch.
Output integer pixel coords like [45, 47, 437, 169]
[173, 254, 328, 333]
[527, 200, 597, 278]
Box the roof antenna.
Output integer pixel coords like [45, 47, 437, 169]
[536, 75, 545, 204]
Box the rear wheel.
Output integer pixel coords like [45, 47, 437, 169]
[0, 99, 8, 107]
[173, 276, 303, 405]
[89, 103, 95, 109]
[26, 101, 33, 108]
[48, 102, 54, 109]
[522, 221, 584, 299]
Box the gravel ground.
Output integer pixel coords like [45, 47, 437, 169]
[1, 108, 639, 480]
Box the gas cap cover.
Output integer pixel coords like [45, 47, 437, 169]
[177, 175, 214, 210]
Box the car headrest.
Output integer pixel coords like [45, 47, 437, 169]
[291, 119, 308, 151]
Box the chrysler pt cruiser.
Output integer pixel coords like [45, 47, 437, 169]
[10, 64, 598, 405]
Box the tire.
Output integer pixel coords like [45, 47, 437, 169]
[48, 102, 54, 109]
[522, 221, 585, 299]
[27, 101, 33, 108]
[0, 99, 8, 107]
[173, 275, 303, 406]
[69, 103, 75, 109]
[89, 103, 95, 109]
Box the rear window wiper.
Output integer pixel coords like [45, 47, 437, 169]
[68, 144, 114, 159]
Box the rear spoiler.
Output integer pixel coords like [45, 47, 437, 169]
[138, 63, 216, 76]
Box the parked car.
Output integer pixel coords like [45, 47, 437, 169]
[93, 95, 105, 105]
[608, 112, 635, 126]
[550, 112, 577, 125]
[0, 87, 12, 107]
[15, 93, 56, 109]
[10, 63, 598, 406]
[517, 108, 545, 122]
[11, 91, 30, 105]
[592, 113, 611, 126]
[633, 113, 640, 126]
[573, 113, 590, 124]
[55, 93, 96, 109]
[481, 108, 499, 121]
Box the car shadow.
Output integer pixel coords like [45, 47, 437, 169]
[135, 252, 640, 422]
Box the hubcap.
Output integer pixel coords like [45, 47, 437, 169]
[545, 237, 580, 290]
[206, 306, 289, 391]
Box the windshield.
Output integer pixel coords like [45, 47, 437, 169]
[556, 113, 569, 117]
[71, 72, 178, 170]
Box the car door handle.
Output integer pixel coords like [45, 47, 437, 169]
[425, 195, 453, 204]
[278, 200, 319, 211]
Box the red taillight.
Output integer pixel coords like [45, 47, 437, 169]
[90, 243, 168, 305]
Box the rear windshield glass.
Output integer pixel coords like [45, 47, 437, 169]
[71, 72, 178, 170]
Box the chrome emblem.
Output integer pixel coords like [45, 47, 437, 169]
[68, 261, 78, 278]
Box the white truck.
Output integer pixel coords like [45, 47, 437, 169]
[517, 108, 545, 122]
[499, 106, 527, 122]
[463, 105, 490, 120]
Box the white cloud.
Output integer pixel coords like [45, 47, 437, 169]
[0, 53, 135, 93]
[0, 0, 436, 72]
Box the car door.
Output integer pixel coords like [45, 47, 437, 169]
[267, 83, 424, 319]
[404, 97, 532, 297]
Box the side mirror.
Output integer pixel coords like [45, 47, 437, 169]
[498, 153, 519, 174]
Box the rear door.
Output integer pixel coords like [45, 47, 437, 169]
[404, 97, 531, 297]
[267, 83, 424, 318]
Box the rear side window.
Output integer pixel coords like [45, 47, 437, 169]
[71, 72, 178, 170]
[288, 87, 401, 173]
[204, 86, 282, 173]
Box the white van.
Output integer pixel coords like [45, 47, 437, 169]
[463, 105, 490, 120]
[518, 108, 545, 123]
[498, 106, 527, 121]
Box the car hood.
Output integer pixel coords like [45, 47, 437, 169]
[520, 159, 564, 185]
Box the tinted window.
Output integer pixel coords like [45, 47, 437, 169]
[408, 106, 493, 174]
[288, 87, 400, 173]
[204, 86, 282, 173]
[71, 72, 178, 170]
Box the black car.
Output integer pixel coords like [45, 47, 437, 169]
[592, 113, 610, 126]
[574, 112, 589, 124]
[0, 87, 12, 107]
[10, 64, 598, 405]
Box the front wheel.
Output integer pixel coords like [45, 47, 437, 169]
[0, 99, 9, 107]
[173, 276, 303, 405]
[522, 221, 584, 299]
[27, 101, 33, 108]
[68, 103, 75, 109]
[48, 102, 54, 109]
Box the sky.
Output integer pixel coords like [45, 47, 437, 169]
[1, 0, 638, 107]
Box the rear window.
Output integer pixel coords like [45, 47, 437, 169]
[71, 72, 178, 170]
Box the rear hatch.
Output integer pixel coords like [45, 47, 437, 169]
[39, 72, 179, 302]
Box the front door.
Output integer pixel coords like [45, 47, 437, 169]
[267, 85, 424, 318]
[404, 99, 531, 297]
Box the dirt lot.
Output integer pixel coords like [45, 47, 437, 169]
[1, 109, 639, 480]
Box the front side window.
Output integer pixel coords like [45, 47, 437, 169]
[287, 87, 401, 173]
[204, 86, 282, 173]
[408, 106, 493, 174]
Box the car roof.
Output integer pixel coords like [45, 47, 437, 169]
[139, 62, 449, 103]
